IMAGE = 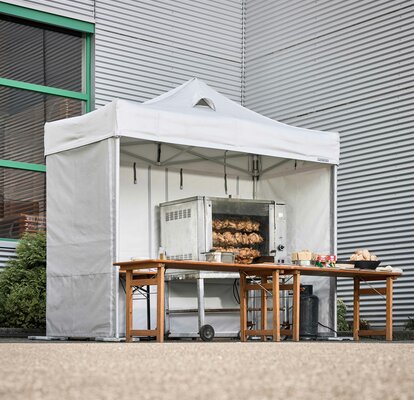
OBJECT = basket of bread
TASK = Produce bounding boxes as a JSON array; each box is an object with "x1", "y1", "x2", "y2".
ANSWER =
[{"x1": 349, "y1": 249, "x2": 380, "y2": 269}]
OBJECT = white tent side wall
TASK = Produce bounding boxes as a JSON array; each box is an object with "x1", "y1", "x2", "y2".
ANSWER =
[
  {"x1": 258, "y1": 165, "x2": 336, "y2": 334},
  {"x1": 46, "y1": 139, "x2": 119, "y2": 338},
  {"x1": 258, "y1": 167, "x2": 332, "y2": 255}
]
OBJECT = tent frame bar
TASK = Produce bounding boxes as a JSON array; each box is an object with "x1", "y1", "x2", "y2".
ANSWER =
[
  {"x1": 121, "y1": 140, "x2": 251, "y2": 174},
  {"x1": 159, "y1": 145, "x2": 195, "y2": 165},
  {"x1": 120, "y1": 139, "x2": 329, "y2": 180},
  {"x1": 165, "y1": 153, "x2": 246, "y2": 167},
  {"x1": 261, "y1": 159, "x2": 291, "y2": 175},
  {"x1": 120, "y1": 149, "x2": 159, "y2": 167},
  {"x1": 166, "y1": 144, "x2": 251, "y2": 175}
]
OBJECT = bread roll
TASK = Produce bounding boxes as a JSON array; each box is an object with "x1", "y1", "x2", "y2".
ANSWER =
[{"x1": 362, "y1": 249, "x2": 370, "y2": 260}]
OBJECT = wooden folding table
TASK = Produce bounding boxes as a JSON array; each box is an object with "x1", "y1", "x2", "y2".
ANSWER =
[{"x1": 114, "y1": 260, "x2": 401, "y2": 343}]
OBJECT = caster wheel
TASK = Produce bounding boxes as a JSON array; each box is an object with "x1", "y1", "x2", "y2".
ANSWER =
[{"x1": 199, "y1": 324, "x2": 215, "y2": 342}]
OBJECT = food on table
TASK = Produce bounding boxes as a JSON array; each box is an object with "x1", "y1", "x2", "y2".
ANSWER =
[
  {"x1": 292, "y1": 250, "x2": 313, "y2": 261},
  {"x1": 350, "y1": 249, "x2": 378, "y2": 261}
]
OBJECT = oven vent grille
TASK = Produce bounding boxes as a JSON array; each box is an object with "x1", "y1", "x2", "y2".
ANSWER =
[
  {"x1": 165, "y1": 208, "x2": 192, "y2": 222},
  {"x1": 167, "y1": 253, "x2": 193, "y2": 260}
]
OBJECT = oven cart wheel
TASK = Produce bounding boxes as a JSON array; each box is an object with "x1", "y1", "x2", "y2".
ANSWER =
[{"x1": 199, "y1": 324, "x2": 215, "y2": 342}]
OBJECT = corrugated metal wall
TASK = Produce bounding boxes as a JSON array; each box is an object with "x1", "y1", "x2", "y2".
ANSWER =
[
  {"x1": 93, "y1": 0, "x2": 243, "y2": 106},
  {"x1": 245, "y1": 0, "x2": 414, "y2": 328},
  {"x1": 4, "y1": 0, "x2": 94, "y2": 20},
  {"x1": 5, "y1": 0, "x2": 243, "y2": 104},
  {"x1": 4, "y1": 0, "x2": 412, "y2": 328}
]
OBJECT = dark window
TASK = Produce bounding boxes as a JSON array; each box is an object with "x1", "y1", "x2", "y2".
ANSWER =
[
  {"x1": 0, "y1": 168, "x2": 46, "y2": 239},
  {"x1": 0, "y1": 16, "x2": 83, "y2": 92},
  {"x1": 0, "y1": 86, "x2": 82, "y2": 164},
  {"x1": 0, "y1": 9, "x2": 91, "y2": 240}
]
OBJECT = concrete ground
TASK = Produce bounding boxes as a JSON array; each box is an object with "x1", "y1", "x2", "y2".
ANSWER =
[{"x1": 1, "y1": 341, "x2": 413, "y2": 400}]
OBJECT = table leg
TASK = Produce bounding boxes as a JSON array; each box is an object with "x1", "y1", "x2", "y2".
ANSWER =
[
  {"x1": 272, "y1": 270, "x2": 280, "y2": 342},
  {"x1": 293, "y1": 272, "x2": 300, "y2": 342},
  {"x1": 386, "y1": 277, "x2": 393, "y2": 341},
  {"x1": 353, "y1": 277, "x2": 360, "y2": 341},
  {"x1": 261, "y1": 276, "x2": 268, "y2": 341},
  {"x1": 156, "y1": 265, "x2": 165, "y2": 343},
  {"x1": 239, "y1": 273, "x2": 247, "y2": 342},
  {"x1": 146, "y1": 285, "x2": 151, "y2": 332},
  {"x1": 125, "y1": 270, "x2": 133, "y2": 343}
]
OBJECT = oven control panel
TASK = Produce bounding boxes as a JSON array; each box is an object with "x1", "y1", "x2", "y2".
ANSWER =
[{"x1": 275, "y1": 203, "x2": 287, "y2": 264}]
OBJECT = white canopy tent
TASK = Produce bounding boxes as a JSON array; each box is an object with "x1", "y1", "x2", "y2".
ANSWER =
[{"x1": 45, "y1": 78, "x2": 340, "y2": 339}]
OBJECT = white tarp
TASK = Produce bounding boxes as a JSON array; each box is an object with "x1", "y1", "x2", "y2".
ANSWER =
[
  {"x1": 45, "y1": 78, "x2": 339, "y2": 164},
  {"x1": 46, "y1": 139, "x2": 118, "y2": 337}
]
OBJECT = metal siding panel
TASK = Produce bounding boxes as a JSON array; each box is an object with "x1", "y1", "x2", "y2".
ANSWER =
[
  {"x1": 4, "y1": 0, "x2": 95, "y2": 20},
  {"x1": 0, "y1": 241, "x2": 17, "y2": 269},
  {"x1": 246, "y1": 0, "x2": 414, "y2": 328},
  {"x1": 94, "y1": 0, "x2": 243, "y2": 106}
]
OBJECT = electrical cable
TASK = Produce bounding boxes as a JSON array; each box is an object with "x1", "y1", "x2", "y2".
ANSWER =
[
  {"x1": 360, "y1": 278, "x2": 387, "y2": 300},
  {"x1": 134, "y1": 286, "x2": 150, "y2": 298},
  {"x1": 120, "y1": 277, "x2": 151, "y2": 299},
  {"x1": 242, "y1": 271, "x2": 273, "y2": 297},
  {"x1": 318, "y1": 321, "x2": 337, "y2": 334},
  {"x1": 120, "y1": 277, "x2": 126, "y2": 294},
  {"x1": 233, "y1": 279, "x2": 240, "y2": 304}
]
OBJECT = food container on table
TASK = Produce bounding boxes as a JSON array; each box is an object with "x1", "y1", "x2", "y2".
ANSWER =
[
  {"x1": 296, "y1": 260, "x2": 311, "y2": 266},
  {"x1": 353, "y1": 260, "x2": 381, "y2": 270},
  {"x1": 203, "y1": 251, "x2": 235, "y2": 263},
  {"x1": 336, "y1": 260, "x2": 381, "y2": 270}
]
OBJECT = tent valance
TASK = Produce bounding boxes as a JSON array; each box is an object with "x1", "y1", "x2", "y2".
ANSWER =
[{"x1": 45, "y1": 78, "x2": 339, "y2": 164}]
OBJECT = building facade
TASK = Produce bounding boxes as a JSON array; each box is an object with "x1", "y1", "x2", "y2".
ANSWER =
[{"x1": 1, "y1": 0, "x2": 413, "y2": 328}]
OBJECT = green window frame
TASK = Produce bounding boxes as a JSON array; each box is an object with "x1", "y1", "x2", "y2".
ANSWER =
[{"x1": 0, "y1": 2, "x2": 94, "y2": 240}]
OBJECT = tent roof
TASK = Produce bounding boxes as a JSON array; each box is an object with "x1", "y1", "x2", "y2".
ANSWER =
[{"x1": 45, "y1": 78, "x2": 339, "y2": 164}]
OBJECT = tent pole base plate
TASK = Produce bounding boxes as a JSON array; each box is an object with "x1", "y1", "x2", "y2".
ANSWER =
[
  {"x1": 95, "y1": 337, "x2": 123, "y2": 342},
  {"x1": 28, "y1": 336, "x2": 68, "y2": 341}
]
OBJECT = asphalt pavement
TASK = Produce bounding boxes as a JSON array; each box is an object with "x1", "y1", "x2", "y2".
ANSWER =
[{"x1": 1, "y1": 341, "x2": 413, "y2": 400}]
